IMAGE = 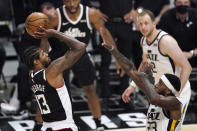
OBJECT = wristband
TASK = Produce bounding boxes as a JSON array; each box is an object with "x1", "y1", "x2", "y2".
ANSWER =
[
  {"x1": 130, "y1": 81, "x2": 137, "y2": 87},
  {"x1": 109, "y1": 46, "x2": 114, "y2": 52},
  {"x1": 190, "y1": 50, "x2": 194, "y2": 56}
]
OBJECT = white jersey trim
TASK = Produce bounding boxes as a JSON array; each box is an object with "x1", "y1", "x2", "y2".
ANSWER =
[
  {"x1": 31, "y1": 69, "x2": 44, "y2": 78},
  {"x1": 86, "y1": 7, "x2": 92, "y2": 30},
  {"x1": 63, "y1": 4, "x2": 83, "y2": 25},
  {"x1": 56, "y1": 8, "x2": 62, "y2": 32},
  {"x1": 43, "y1": 70, "x2": 46, "y2": 81},
  {"x1": 56, "y1": 84, "x2": 74, "y2": 122}
]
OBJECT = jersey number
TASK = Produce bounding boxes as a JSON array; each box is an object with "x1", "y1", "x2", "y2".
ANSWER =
[
  {"x1": 36, "y1": 94, "x2": 51, "y2": 114},
  {"x1": 151, "y1": 62, "x2": 157, "y2": 73},
  {"x1": 147, "y1": 121, "x2": 157, "y2": 131}
]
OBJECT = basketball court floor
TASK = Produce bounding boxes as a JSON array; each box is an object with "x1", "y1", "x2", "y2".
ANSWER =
[{"x1": 0, "y1": 39, "x2": 197, "y2": 131}]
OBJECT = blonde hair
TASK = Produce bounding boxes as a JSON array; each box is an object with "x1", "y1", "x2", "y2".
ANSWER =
[{"x1": 137, "y1": 8, "x2": 155, "y2": 21}]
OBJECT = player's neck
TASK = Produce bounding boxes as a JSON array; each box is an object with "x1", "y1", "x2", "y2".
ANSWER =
[
  {"x1": 146, "y1": 29, "x2": 159, "y2": 43},
  {"x1": 33, "y1": 65, "x2": 45, "y2": 73},
  {"x1": 66, "y1": 6, "x2": 81, "y2": 21}
]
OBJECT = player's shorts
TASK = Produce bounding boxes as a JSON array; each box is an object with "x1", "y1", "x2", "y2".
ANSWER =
[{"x1": 70, "y1": 52, "x2": 96, "y2": 87}]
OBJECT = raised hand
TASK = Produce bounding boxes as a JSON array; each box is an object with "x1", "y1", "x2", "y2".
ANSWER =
[
  {"x1": 34, "y1": 26, "x2": 55, "y2": 39},
  {"x1": 122, "y1": 86, "x2": 135, "y2": 103},
  {"x1": 139, "y1": 61, "x2": 153, "y2": 74}
]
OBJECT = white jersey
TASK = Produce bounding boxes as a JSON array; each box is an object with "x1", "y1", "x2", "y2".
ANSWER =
[
  {"x1": 146, "y1": 81, "x2": 191, "y2": 131},
  {"x1": 142, "y1": 30, "x2": 191, "y2": 131},
  {"x1": 142, "y1": 30, "x2": 177, "y2": 83}
]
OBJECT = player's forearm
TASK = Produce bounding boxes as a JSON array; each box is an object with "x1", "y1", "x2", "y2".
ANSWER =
[
  {"x1": 40, "y1": 38, "x2": 50, "y2": 53},
  {"x1": 111, "y1": 48, "x2": 136, "y2": 73},
  {"x1": 101, "y1": 28, "x2": 117, "y2": 48},
  {"x1": 110, "y1": 48, "x2": 160, "y2": 103},
  {"x1": 54, "y1": 31, "x2": 86, "y2": 51}
]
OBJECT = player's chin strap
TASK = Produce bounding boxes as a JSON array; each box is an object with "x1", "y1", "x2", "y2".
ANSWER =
[{"x1": 160, "y1": 74, "x2": 178, "y2": 95}]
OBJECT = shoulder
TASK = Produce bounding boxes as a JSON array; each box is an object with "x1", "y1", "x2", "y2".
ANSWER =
[
  {"x1": 160, "y1": 34, "x2": 176, "y2": 47},
  {"x1": 159, "y1": 34, "x2": 179, "y2": 55}
]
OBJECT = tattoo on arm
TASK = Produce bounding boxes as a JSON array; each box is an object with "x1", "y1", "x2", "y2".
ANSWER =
[{"x1": 112, "y1": 48, "x2": 136, "y2": 73}]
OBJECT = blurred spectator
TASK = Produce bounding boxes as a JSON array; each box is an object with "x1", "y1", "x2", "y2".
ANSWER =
[
  {"x1": 135, "y1": 0, "x2": 170, "y2": 24},
  {"x1": 158, "y1": 0, "x2": 197, "y2": 68}
]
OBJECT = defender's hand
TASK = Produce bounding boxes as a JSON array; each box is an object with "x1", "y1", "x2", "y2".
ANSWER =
[
  {"x1": 122, "y1": 86, "x2": 135, "y2": 103},
  {"x1": 139, "y1": 61, "x2": 153, "y2": 74}
]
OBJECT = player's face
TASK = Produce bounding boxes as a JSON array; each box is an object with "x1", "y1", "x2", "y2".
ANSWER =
[
  {"x1": 138, "y1": 14, "x2": 155, "y2": 37},
  {"x1": 39, "y1": 50, "x2": 51, "y2": 68},
  {"x1": 175, "y1": 0, "x2": 190, "y2": 7},
  {"x1": 155, "y1": 79, "x2": 171, "y2": 96},
  {"x1": 63, "y1": 0, "x2": 81, "y2": 14},
  {"x1": 42, "y1": 7, "x2": 56, "y2": 20}
]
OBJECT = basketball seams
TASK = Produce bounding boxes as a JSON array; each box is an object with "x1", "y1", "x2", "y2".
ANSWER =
[
  {"x1": 25, "y1": 12, "x2": 49, "y2": 36},
  {"x1": 28, "y1": 18, "x2": 49, "y2": 22}
]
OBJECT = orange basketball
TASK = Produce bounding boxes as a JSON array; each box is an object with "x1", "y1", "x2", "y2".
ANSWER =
[{"x1": 25, "y1": 12, "x2": 50, "y2": 36}]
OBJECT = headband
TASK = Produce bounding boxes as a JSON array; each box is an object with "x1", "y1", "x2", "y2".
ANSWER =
[{"x1": 160, "y1": 75, "x2": 178, "y2": 95}]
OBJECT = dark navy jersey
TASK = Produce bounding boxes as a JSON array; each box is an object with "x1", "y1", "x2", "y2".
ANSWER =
[
  {"x1": 30, "y1": 70, "x2": 74, "y2": 123},
  {"x1": 57, "y1": 4, "x2": 92, "y2": 45},
  {"x1": 48, "y1": 4, "x2": 92, "y2": 60}
]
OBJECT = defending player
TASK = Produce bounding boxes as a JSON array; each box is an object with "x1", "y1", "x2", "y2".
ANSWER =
[{"x1": 100, "y1": 28, "x2": 191, "y2": 131}]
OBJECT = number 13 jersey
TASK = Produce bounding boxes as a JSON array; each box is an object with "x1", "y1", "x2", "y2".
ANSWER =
[{"x1": 30, "y1": 69, "x2": 77, "y2": 130}]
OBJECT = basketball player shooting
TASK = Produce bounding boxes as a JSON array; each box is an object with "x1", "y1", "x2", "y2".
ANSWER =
[
  {"x1": 100, "y1": 27, "x2": 190, "y2": 131},
  {"x1": 23, "y1": 27, "x2": 86, "y2": 131}
]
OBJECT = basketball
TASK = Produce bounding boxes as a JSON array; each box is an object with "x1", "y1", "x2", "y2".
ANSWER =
[{"x1": 25, "y1": 12, "x2": 50, "y2": 36}]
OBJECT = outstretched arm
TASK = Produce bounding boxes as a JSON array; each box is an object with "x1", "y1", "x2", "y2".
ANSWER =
[
  {"x1": 100, "y1": 29, "x2": 181, "y2": 111},
  {"x1": 89, "y1": 8, "x2": 126, "y2": 76}
]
